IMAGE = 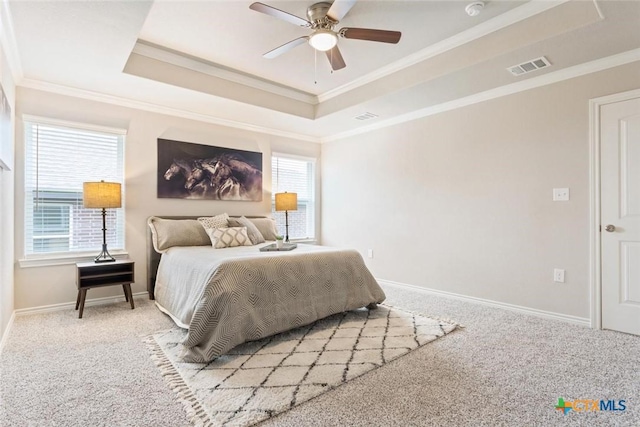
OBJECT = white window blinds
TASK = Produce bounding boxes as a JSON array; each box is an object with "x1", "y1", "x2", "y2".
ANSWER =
[
  {"x1": 24, "y1": 119, "x2": 125, "y2": 256},
  {"x1": 271, "y1": 154, "x2": 316, "y2": 240}
]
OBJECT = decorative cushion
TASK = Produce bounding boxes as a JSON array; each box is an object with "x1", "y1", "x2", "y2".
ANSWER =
[
  {"x1": 147, "y1": 217, "x2": 211, "y2": 253},
  {"x1": 197, "y1": 213, "x2": 230, "y2": 230},
  {"x1": 228, "y1": 216, "x2": 265, "y2": 245},
  {"x1": 247, "y1": 217, "x2": 279, "y2": 241},
  {"x1": 205, "y1": 227, "x2": 253, "y2": 249}
]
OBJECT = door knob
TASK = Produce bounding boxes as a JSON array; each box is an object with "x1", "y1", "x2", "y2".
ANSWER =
[{"x1": 605, "y1": 224, "x2": 616, "y2": 232}]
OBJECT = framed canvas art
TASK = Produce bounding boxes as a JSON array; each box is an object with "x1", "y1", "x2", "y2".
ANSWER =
[{"x1": 157, "y1": 138, "x2": 263, "y2": 201}]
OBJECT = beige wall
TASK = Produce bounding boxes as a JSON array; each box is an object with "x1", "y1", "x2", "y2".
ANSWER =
[
  {"x1": 0, "y1": 45, "x2": 15, "y2": 342},
  {"x1": 321, "y1": 62, "x2": 640, "y2": 319},
  {"x1": 14, "y1": 87, "x2": 320, "y2": 309}
]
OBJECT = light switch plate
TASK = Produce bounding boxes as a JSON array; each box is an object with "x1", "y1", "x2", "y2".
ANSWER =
[{"x1": 553, "y1": 188, "x2": 570, "y2": 201}]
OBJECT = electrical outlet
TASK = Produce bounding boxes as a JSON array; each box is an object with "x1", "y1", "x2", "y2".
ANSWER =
[
  {"x1": 553, "y1": 188, "x2": 570, "y2": 201},
  {"x1": 554, "y1": 269, "x2": 565, "y2": 283},
  {"x1": 367, "y1": 249, "x2": 374, "y2": 259}
]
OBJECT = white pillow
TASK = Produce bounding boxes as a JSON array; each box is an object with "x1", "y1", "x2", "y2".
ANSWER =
[
  {"x1": 205, "y1": 226, "x2": 253, "y2": 249},
  {"x1": 197, "y1": 213, "x2": 229, "y2": 230}
]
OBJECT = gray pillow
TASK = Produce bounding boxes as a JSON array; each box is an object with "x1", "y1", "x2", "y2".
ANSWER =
[
  {"x1": 247, "y1": 217, "x2": 279, "y2": 241},
  {"x1": 147, "y1": 217, "x2": 211, "y2": 253},
  {"x1": 228, "y1": 216, "x2": 265, "y2": 244}
]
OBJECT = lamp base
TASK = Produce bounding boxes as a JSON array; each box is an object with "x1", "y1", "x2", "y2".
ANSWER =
[{"x1": 94, "y1": 244, "x2": 116, "y2": 263}]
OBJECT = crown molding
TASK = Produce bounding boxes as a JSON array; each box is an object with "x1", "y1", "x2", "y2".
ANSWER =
[
  {"x1": 0, "y1": 0, "x2": 24, "y2": 82},
  {"x1": 16, "y1": 48, "x2": 639, "y2": 145},
  {"x1": 322, "y1": 48, "x2": 640, "y2": 143},
  {"x1": 317, "y1": 0, "x2": 570, "y2": 103},
  {"x1": 133, "y1": 41, "x2": 318, "y2": 105},
  {"x1": 18, "y1": 78, "x2": 322, "y2": 143}
]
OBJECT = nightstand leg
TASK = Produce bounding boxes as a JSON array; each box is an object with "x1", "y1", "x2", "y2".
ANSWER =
[
  {"x1": 125, "y1": 284, "x2": 135, "y2": 310},
  {"x1": 75, "y1": 291, "x2": 81, "y2": 310},
  {"x1": 78, "y1": 289, "x2": 87, "y2": 318},
  {"x1": 122, "y1": 285, "x2": 129, "y2": 302}
]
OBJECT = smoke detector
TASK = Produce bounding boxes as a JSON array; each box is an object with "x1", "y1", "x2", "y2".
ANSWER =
[{"x1": 465, "y1": 2, "x2": 485, "y2": 17}]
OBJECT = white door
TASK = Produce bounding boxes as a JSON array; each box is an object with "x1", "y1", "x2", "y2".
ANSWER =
[{"x1": 601, "y1": 96, "x2": 640, "y2": 335}]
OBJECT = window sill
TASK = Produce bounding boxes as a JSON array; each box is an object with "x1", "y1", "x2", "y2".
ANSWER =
[
  {"x1": 19, "y1": 250, "x2": 130, "y2": 268},
  {"x1": 290, "y1": 238, "x2": 317, "y2": 244}
]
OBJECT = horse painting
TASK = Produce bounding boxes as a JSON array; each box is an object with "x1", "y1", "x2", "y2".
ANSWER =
[{"x1": 157, "y1": 139, "x2": 263, "y2": 201}]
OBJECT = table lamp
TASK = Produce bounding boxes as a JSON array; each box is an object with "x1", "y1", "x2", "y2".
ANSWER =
[
  {"x1": 83, "y1": 180, "x2": 121, "y2": 262},
  {"x1": 275, "y1": 191, "x2": 297, "y2": 243}
]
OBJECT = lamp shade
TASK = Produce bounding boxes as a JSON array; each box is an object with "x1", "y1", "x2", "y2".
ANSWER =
[
  {"x1": 83, "y1": 181, "x2": 122, "y2": 208},
  {"x1": 275, "y1": 192, "x2": 297, "y2": 211}
]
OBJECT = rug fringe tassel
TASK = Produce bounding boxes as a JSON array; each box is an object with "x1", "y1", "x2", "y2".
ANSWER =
[
  {"x1": 380, "y1": 303, "x2": 465, "y2": 328},
  {"x1": 144, "y1": 336, "x2": 214, "y2": 427}
]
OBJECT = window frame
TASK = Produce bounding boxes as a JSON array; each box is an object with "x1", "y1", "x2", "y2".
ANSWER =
[
  {"x1": 19, "y1": 115, "x2": 128, "y2": 268},
  {"x1": 271, "y1": 152, "x2": 317, "y2": 242}
]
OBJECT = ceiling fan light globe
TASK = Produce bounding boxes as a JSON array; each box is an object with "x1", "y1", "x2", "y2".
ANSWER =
[{"x1": 309, "y1": 31, "x2": 337, "y2": 51}]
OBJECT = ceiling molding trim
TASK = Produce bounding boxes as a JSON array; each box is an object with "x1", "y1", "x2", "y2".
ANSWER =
[
  {"x1": 0, "y1": 0, "x2": 24, "y2": 82},
  {"x1": 18, "y1": 79, "x2": 322, "y2": 143},
  {"x1": 592, "y1": 0, "x2": 605, "y2": 19},
  {"x1": 133, "y1": 41, "x2": 318, "y2": 105},
  {"x1": 322, "y1": 49, "x2": 640, "y2": 143},
  {"x1": 317, "y1": 0, "x2": 570, "y2": 103}
]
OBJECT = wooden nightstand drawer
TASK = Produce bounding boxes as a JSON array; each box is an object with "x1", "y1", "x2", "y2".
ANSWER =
[{"x1": 75, "y1": 260, "x2": 135, "y2": 318}]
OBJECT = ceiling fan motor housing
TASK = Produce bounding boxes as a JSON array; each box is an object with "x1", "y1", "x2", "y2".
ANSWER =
[{"x1": 307, "y1": 2, "x2": 337, "y2": 28}]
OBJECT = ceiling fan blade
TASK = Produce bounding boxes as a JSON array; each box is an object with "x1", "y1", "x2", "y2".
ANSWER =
[
  {"x1": 249, "y1": 2, "x2": 310, "y2": 27},
  {"x1": 263, "y1": 37, "x2": 309, "y2": 59},
  {"x1": 325, "y1": 46, "x2": 346, "y2": 71},
  {"x1": 326, "y1": 0, "x2": 357, "y2": 22},
  {"x1": 340, "y1": 27, "x2": 401, "y2": 44}
]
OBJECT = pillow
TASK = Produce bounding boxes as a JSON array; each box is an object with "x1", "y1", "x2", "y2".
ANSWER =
[
  {"x1": 247, "y1": 217, "x2": 279, "y2": 241},
  {"x1": 228, "y1": 216, "x2": 265, "y2": 245},
  {"x1": 147, "y1": 217, "x2": 211, "y2": 253},
  {"x1": 205, "y1": 227, "x2": 253, "y2": 249},
  {"x1": 197, "y1": 213, "x2": 229, "y2": 230}
]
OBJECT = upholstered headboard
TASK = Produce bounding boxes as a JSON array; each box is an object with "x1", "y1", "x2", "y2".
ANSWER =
[{"x1": 146, "y1": 215, "x2": 269, "y2": 299}]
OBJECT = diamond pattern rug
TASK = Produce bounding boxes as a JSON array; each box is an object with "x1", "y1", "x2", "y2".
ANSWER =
[{"x1": 146, "y1": 305, "x2": 458, "y2": 427}]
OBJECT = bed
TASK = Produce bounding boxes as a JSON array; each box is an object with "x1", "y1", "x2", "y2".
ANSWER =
[{"x1": 147, "y1": 215, "x2": 386, "y2": 362}]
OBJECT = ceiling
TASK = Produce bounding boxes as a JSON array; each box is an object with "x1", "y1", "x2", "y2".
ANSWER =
[{"x1": 5, "y1": 0, "x2": 640, "y2": 141}]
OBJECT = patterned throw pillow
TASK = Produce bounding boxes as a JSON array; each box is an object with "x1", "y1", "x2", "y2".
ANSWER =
[
  {"x1": 228, "y1": 216, "x2": 265, "y2": 245},
  {"x1": 197, "y1": 213, "x2": 229, "y2": 231},
  {"x1": 205, "y1": 227, "x2": 254, "y2": 249}
]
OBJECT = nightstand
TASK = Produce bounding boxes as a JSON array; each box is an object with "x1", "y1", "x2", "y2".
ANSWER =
[{"x1": 75, "y1": 260, "x2": 135, "y2": 318}]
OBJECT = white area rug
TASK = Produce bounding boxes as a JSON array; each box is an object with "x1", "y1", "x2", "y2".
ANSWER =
[{"x1": 146, "y1": 305, "x2": 457, "y2": 427}]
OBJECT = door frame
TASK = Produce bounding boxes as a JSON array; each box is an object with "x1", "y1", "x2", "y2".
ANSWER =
[{"x1": 588, "y1": 88, "x2": 640, "y2": 330}]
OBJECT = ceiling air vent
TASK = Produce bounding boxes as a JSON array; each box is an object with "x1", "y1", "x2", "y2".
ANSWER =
[
  {"x1": 507, "y1": 56, "x2": 551, "y2": 76},
  {"x1": 354, "y1": 112, "x2": 378, "y2": 121}
]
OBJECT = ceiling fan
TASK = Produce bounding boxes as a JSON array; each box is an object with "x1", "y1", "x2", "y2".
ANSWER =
[{"x1": 249, "y1": 0, "x2": 401, "y2": 71}]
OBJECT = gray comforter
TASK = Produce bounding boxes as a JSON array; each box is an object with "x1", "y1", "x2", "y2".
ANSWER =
[{"x1": 155, "y1": 244, "x2": 386, "y2": 362}]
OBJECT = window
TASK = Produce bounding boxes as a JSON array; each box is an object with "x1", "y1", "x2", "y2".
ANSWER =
[
  {"x1": 271, "y1": 154, "x2": 316, "y2": 240},
  {"x1": 24, "y1": 118, "x2": 125, "y2": 256}
]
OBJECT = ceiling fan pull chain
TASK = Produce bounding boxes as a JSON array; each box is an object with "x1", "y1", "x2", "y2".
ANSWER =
[
  {"x1": 314, "y1": 49, "x2": 317, "y2": 84},
  {"x1": 330, "y1": 49, "x2": 334, "y2": 74}
]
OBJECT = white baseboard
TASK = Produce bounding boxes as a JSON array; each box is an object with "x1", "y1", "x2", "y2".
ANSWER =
[
  {"x1": 0, "y1": 311, "x2": 16, "y2": 355},
  {"x1": 377, "y1": 279, "x2": 590, "y2": 327},
  {"x1": 14, "y1": 292, "x2": 148, "y2": 316}
]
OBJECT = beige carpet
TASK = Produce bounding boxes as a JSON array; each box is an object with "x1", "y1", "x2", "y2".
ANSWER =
[
  {"x1": 2, "y1": 284, "x2": 639, "y2": 426},
  {"x1": 146, "y1": 305, "x2": 457, "y2": 426}
]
